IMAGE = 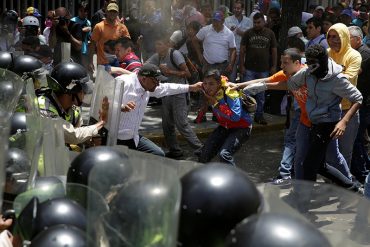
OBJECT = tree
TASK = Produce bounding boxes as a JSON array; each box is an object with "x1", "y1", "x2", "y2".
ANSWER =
[{"x1": 279, "y1": 0, "x2": 305, "y2": 50}]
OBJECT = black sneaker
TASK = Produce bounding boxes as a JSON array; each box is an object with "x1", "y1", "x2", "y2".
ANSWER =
[
  {"x1": 254, "y1": 116, "x2": 268, "y2": 125},
  {"x1": 165, "y1": 151, "x2": 184, "y2": 159}
]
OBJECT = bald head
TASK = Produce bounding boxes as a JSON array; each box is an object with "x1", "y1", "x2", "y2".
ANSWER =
[{"x1": 55, "y1": 7, "x2": 71, "y2": 18}]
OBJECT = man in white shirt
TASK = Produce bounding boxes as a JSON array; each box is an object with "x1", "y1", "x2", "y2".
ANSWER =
[
  {"x1": 116, "y1": 63, "x2": 202, "y2": 156},
  {"x1": 224, "y1": 0, "x2": 252, "y2": 82},
  {"x1": 192, "y1": 11, "x2": 236, "y2": 76}
]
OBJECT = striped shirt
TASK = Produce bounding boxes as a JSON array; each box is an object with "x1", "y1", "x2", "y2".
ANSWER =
[
  {"x1": 116, "y1": 73, "x2": 189, "y2": 145},
  {"x1": 119, "y1": 52, "x2": 142, "y2": 74}
]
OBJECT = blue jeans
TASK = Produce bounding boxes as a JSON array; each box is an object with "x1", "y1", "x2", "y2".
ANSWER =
[
  {"x1": 294, "y1": 123, "x2": 351, "y2": 180},
  {"x1": 365, "y1": 173, "x2": 370, "y2": 199},
  {"x1": 339, "y1": 110, "x2": 360, "y2": 168},
  {"x1": 117, "y1": 135, "x2": 165, "y2": 157},
  {"x1": 199, "y1": 126, "x2": 251, "y2": 166},
  {"x1": 229, "y1": 53, "x2": 240, "y2": 83},
  {"x1": 279, "y1": 108, "x2": 300, "y2": 177},
  {"x1": 351, "y1": 105, "x2": 370, "y2": 183},
  {"x1": 243, "y1": 70, "x2": 269, "y2": 118}
]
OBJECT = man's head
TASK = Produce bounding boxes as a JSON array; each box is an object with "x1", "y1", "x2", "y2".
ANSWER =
[
  {"x1": 313, "y1": 6, "x2": 325, "y2": 18},
  {"x1": 138, "y1": 64, "x2": 167, "y2": 92},
  {"x1": 253, "y1": 12, "x2": 265, "y2": 31},
  {"x1": 22, "y1": 16, "x2": 39, "y2": 37},
  {"x1": 212, "y1": 11, "x2": 224, "y2": 31},
  {"x1": 202, "y1": 69, "x2": 221, "y2": 96},
  {"x1": 339, "y1": 9, "x2": 353, "y2": 26},
  {"x1": 77, "y1": 1, "x2": 89, "y2": 19},
  {"x1": 287, "y1": 37, "x2": 305, "y2": 53},
  {"x1": 144, "y1": 0, "x2": 156, "y2": 15},
  {"x1": 268, "y1": 8, "x2": 280, "y2": 27},
  {"x1": 48, "y1": 62, "x2": 92, "y2": 109},
  {"x1": 106, "y1": 2, "x2": 119, "y2": 23},
  {"x1": 305, "y1": 44, "x2": 329, "y2": 79},
  {"x1": 287, "y1": 26, "x2": 303, "y2": 38},
  {"x1": 114, "y1": 37, "x2": 134, "y2": 62},
  {"x1": 327, "y1": 29, "x2": 341, "y2": 53},
  {"x1": 154, "y1": 35, "x2": 170, "y2": 56},
  {"x1": 280, "y1": 48, "x2": 302, "y2": 76},
  {"x1": 232, "y1": 1, "x2": 244, "y2": 17},
  {"x1": 348, "y1": 25, "x2": 363, "y2": 50},
  {"x1": 21, "y1": 35, "x2": 40, "y2": 53},
  {"x1": 306, "y1": 17, "x2": 322, "y2": 40}
]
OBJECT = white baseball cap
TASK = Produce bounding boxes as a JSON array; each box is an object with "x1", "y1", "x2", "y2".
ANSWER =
[{"x1": 287, "y1": 26, "x2": 303, "y2": 37}]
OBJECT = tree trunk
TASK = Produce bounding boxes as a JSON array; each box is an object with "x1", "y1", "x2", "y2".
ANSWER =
[{"x1": 279, "y1": 0, "x2": 305, "y2": 51}]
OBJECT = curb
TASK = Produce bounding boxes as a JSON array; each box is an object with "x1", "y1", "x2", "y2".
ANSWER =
[{"x1": 143, "y1": 122, "x2": 286, "y2": 145}]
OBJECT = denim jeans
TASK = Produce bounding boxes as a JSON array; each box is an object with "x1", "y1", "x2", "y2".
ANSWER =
[
  {"x1": 117, "y1": 135, "x2": 165, "y2": 157},
  {"x1": 351, "y1": 105, "x2": 370, "y2": 183},
  {"x1": 243, "y1": 70, "x2": 269, "y2": 118},
  {"x1": 279, "y1": 108, "x2": 300, "y2": 177},
  {"x1": 339, "y1": 110, "x2": 359, "y2": 168},
  {"x1": 229, "y1": 53, "x2": 240, "y2": 83},
  {"x1": 302, "y1": 122, "x2": 354, "y2": 188},
  {"x1": 295, "y1": 123, "x2": 351, "y2": 181},
  {"x1": 365, "y1": 173, "x2": 370, "y2": 199},
  {"x1": 198, "y1": 126, "x2": 251, "y2": 166}
]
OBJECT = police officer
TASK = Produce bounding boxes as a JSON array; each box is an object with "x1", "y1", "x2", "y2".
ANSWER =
[{"x1": 37, "y1": 61, "x2": 104, "y2": 144}]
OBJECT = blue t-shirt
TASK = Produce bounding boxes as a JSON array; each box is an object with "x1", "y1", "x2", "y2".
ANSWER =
[{"x1": 71, "y1": 16, "x2": 91, "y2": 55}]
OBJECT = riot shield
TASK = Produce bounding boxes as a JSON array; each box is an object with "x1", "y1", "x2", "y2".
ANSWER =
[
  {"x1": 89, "y1": 66, "x2": 124, "y2": 146},
  {"x1": 261, "y1": 180, "x2": 370, "y2": 247},
  {"x1": 0, "y1": 69, "x2": 25, "y2": 210},
  {"x1": 38, "y1": 118, "x2": 70, "y2": 177},
  {"x1": 88, "y1": 148, "x2": 181, "y2": 247}
]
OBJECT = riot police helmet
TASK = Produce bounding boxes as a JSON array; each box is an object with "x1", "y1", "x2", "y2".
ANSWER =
[
  {"x1": 0, "y1": 51, "x2": 13, "y2": 69},
  {"x1": 30, "y1": 224, "x2": 88, "y2": 247},
  {"x1": 225, "y1": 213, "x2": 331, "y2": 247},
  {"x1": 12, "y1": 55, "x2": 42, "y2": 76},
  {"x1": 178, "y1": 163, "x2": 262, "y2": 246},
  {"x1": 5, "y1": 147, "x2": 30, "y2": 195},
  {"x1": 67, "y1": 146, "x2": 131, "y2": 191},
  {"x1": 18, "y1": 197, "x2": 86, "y2": 240},
  {"x1": 48, "y1": 62, "x2": 93, "y2": 95},
  {"x1": 10, "y1": 112, "x2": 27, "y2": 135}
]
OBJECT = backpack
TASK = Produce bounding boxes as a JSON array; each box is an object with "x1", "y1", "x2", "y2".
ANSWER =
[
  {"x1": 169, "y1": 48, "x2": 200, "y2": 84},
  {"x1": 223, "y1": 89, "x2": 257, "y2": 113}
]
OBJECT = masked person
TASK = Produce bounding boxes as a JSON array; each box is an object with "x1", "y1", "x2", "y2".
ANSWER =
[
  {"x1": 36, "y1": 62, "x2": 104, "y2": 144},
  {"x1": 278, "y1": 45, "x2": 361, "y2": 184}
]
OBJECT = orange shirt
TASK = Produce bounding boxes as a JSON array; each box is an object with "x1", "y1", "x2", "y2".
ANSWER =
[
  {"x1": 267, "y1": 69, "x2": 311, "y2": 127},
  {"x1": 91, "y1": 19, "x2": 130, "y2": 65}
]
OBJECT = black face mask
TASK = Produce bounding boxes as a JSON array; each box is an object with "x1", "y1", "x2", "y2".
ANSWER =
[{"x1": 306, "y1": 56, "x2": 328, "y2": 79}]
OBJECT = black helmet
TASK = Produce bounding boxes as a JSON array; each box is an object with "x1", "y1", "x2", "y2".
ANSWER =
[
  {"x1": 0, "y1": 51, "x2": 13, "y2": 69},
  {"x1": 5, "y1": 147, "x2": 30, "y2": 195},
  {"x1": 102, "y1": 180, "x2": 172, "y2": 246},
  {"x1": 178, "y1": 163, "x2": 262, "y2": 246},
  {"x1": 12, "y1": 55, "x2": 42, "y2": 76},
  {"x1": 17, "y1": 197, "x2": 86, "y2": 240},
  {"x1": 225, "y1": 213, "x2": 331, "y2": 247},
  {"x1": 67, "y1": 146, "x2": 131, "y2": 191},
  {"x1": 30, "y1": 225, "x2": 88, "y2": 247},
  {"x1": 67, "y1": 147, "x2": 131, "y2": 208},
  {"x1": 10, "y1": 112, "x2": 27, "y2": 135},
  {"x1": 48, "y1": 62, "x2": 92, "y2": 94}
]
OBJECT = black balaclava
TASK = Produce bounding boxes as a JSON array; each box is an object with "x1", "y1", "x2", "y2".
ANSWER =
[{"x1": 306, "y1": 48, "x2": 329, "y2": 79}]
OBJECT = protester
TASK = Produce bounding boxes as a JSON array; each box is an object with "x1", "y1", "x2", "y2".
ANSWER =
[
  {"x1": 116, "y1": 63, "x2": 202, "y2": 156},
  {"x1": 198, "y1": 69, "x2": 252, "y2": 166}
]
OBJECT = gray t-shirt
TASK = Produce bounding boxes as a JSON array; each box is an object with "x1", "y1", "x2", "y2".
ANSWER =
[{"x1": 147, "y1": 49, "x2": 187, "y2": 84}]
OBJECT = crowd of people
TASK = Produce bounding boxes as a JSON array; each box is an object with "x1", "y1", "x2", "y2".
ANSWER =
[{"x1": 1, "y1": 0, "x2": 370, "y2": 244}]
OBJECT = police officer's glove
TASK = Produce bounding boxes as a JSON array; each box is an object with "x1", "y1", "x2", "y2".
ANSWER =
[{"x1": 243, "y1": 81, "x2": 267, "y2": 95}]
